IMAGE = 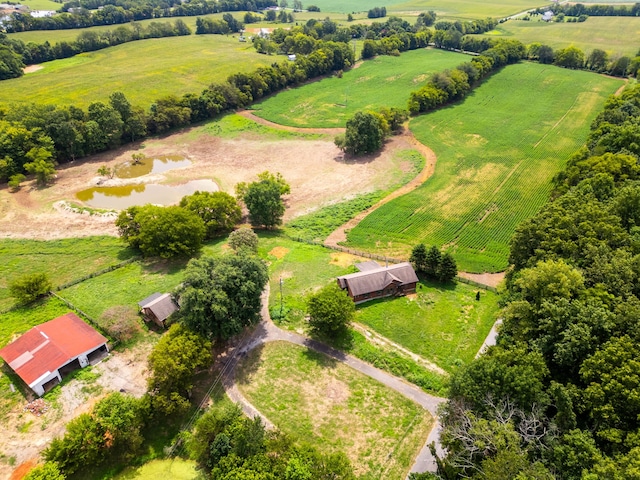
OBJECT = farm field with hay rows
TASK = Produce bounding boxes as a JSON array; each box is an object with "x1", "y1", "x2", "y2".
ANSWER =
[
  {"x1": 0, "y1": 34, "x2": 276, "y2": 108},
  {"x1": 481, "y1": 16, "x2": 640, "y2": 58},
  {"x1": 345, "y1": 62, "x2": 623, "y2": 272},
  {"x1": 251, "y1": 48, "x2": 467, "y2": 127}
]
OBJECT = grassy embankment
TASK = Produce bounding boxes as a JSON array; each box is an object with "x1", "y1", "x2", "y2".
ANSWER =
[
  {"x1": 0, "y1": 35, "x2": 277, "y2": 107},
  {"x1": 481, "y1": 16, "x2": 640, "y2": 57},
  {"x1": 251, "y1": 48, "x2": 467, "y2": 127},
  {"x1": 345, "y1": 62, "x2": 624, "y2": 272},
  {"x1": 237, "y1": 341, "x2": 433, "y2": 479}
]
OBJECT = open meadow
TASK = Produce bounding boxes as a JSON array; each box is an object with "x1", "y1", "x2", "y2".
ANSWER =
[
  {"x1": 0, "y1": 35, "x2": 276, "y2": 108},
  {"x1": 345, "y1": 62, "x2": 624, "y2": 272},
  {"x1": 252, "y1": 48, "x2": 466, "y2": 127},
  {"x1": 237, "y1": 341, "x2": 433, "y2": 479},
  {"x1": 482, "y1": 16, "x2": 640, "y2": 57}
]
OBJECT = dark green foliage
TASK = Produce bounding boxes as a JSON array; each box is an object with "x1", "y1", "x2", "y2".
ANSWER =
[
  {"x1": 438, "y1": 252, "x2": 457, "y2": 283},
  {"x1": 409, "y1": 243, "x2": 428, "y2": 272},
  {"x1": 189, "y1": 402, "x2": 355, "y2": 478},
  {"x1": 410, "y1": 244, "x2": 457, "y2": 283},
  {"x1": 0, "y1": 44, "x2": 24, "y2": 80},
  {"x1": 177, "y1": 254, "x2": 269, "y2": 340},
  {"x1": 307, "y1": 283, "x2": 355, "y2": 338},
  {"x1": 9, "y1": 272, "x2": 52, "y2": 304},
  {"x1": 147, "y1": 323, "x2": 212, "y2": 416},
  {"x1": 239, "y1": 172, "x2": 290, "y2": 228},
  {"x1": 115, "y1": 204, "x2": 205, "y2": 258},
  {"x1": 179, "y1": 191, "x2": 241, "y2": 238},
  {"x1": 340, "y1": 111, "x2": 387, "y2": 155},
  {"x1": 44, "y1": 393, "x2": 150, "y2": 475}
]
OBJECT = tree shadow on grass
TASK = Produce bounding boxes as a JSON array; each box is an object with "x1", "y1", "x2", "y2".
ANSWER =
[{"x1": 234, "y1": 343, "x2": 265, "y2": 387}]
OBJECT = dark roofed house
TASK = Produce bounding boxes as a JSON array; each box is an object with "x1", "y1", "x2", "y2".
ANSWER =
[
  {"x1": 138, "y1": 293, "x2": 178, "y2": 328},
  {"x1": 337, "y1": 261, "x2": 419, "y2": 304},
  {"x1": 0, "y1": 313, "x2": 109, "y2": 396}
]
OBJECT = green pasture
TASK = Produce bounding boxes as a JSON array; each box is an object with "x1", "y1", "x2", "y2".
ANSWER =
[
  {"x1": 0, "y1": 35, "x2": 277, "y2": 108},
  {"x1": 345, "y1": 62, "x2": 624, "y2": 272},
  {"x1": 482, "y1": 16, "x2": 640, "y2": 57},
  {"x1": 113, "y1": 459, "x2": 200, "y2": 480},
  {"x1": 0, "y1": 237, "x2": 136, "y2": 312},
  {"x1": 357, "y1": 280, "x2": 500, "y2": 370},
  {"x1": 252, "y1": 48, "x2": 466, "y2": 127},
  {"x1": 390, "y1": 0, "x2": 543, "y2": 18},
  {"x1": 14, "y1": 0, "x2": 60, "y2": 10},
  {"x1": 237, "y1": 341, "x2": 433, "y2": 479}
]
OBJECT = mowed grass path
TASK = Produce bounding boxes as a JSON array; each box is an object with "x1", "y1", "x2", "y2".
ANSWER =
[
  {"x1": 346, "y1": 63, "x2": 623, "y2": 272},
  {"x1": 251, "y1": 48, "x2": 466, "y2": 127},
  {"x1": 0, "y1": 35, "x2": 276, "y2": 107},
  {"x1": 357, "y1": 280, "x2": 500, "y2": 370},
  {"x1": 482, "y1": 17, "x2": 640, "y2": 57},
  {"x1": 237, "y1": 341, "x2": 433, "y2": 479}
]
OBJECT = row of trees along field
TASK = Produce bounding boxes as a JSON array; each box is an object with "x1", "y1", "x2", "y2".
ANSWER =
[
  {"x1": 3, "y1": 0, "x2": 278, "y2": 32},
  {"x1": 425, "y1": 84, "x2": 640, "y2": 478}
]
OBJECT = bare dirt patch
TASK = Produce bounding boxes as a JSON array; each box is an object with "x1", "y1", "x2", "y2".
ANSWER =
[
  {"x1": 458, "y1": 271, "x2": 505, "y2": 289},
  {"x1": 0, "y1": 118, "x2": 414, "y2": 240},
  {"x1": 268, "y1": 246, "x2": 289, "y2": 259},
  {"x1": 23, "y1": 65, "x2": 43, "y2": 74},
  {"x1": 0, "y1": 343, "x2": 151, "y2": 480},
  {"x1": 329, "y1": 252, "x2": 363, "y2": 268}
]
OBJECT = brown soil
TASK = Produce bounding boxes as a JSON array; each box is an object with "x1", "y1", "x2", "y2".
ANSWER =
[
  {"x1": 0, "y1": 120, "x2": 413, "y2": 240},
  {"x1": 268, "y1": 246, "x2": 289, "y2": 259},
  {"x1": 23, "y1": 65, "x2": 43, "y2": 74},
  {"x1": 0, "y1": 344, "x2": 151, "y2": 480},
  {"x1": 457, "y1": 271, "x2": 506, "y2": 289}
]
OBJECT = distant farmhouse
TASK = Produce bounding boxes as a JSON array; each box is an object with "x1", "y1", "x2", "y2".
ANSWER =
[
  {"x1": 542, "y1": 11, "x2": 554, "y2": 21},
  {"x1": 138, "y1": 292, "x2": 178, "y2": 328},
  {"x1": 0, "y1": 313, "x2": 108, "y2": 396},
  {"x1": 337, "y1": 261, "x2": 419, "y2": 304}
]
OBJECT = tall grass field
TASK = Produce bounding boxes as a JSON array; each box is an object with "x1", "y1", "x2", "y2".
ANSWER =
[
  {"x1": 251, "y1": 48, "x2": 466, "y2": 127},
  {"x1": 482, "y1": 17, "x2": 640, "y2": 58},
  {"x1": 0, "y1": 35, "x2": 276, "y2": 108},
  {"x1": 345, "y1": 62, "x2": 624, "y2": 272}
]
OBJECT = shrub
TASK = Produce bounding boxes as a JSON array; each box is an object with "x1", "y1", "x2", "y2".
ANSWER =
[{"x1": 9, "y1": 273, "x2": 52, "y2": 304}]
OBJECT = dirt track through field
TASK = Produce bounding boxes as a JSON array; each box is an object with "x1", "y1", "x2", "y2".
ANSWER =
[{"x1": 237, "y1": 110, "x2": 345, "y2": 135}]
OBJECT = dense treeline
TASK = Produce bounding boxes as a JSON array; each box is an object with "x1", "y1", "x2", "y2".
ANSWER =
[
  {"x1": 537, "y1": 2, "x2": 640, "y2": 18},
  {"x1": 1, "y1": 19, "x2": 190, "y2": 66},
  {"x1": 0, "y1": 39, "x2": 353, "y2": 184},
  {"x1": 434, "y1": 84, "x2": 640, "y2": 478},
  {"x1": 3, "y1": 0, "x2": 277, "y2": 32}
]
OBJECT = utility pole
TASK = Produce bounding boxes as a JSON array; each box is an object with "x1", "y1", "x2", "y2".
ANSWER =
[{"x1": 279, "y1": 276, "x2": 284, "y2": 318}]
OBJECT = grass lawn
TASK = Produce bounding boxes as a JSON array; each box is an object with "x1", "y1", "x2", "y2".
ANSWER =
[
  {"x1": 345, "y1": 62, "x2": 624, "y2": 272},
  {"x1": 0, "y1": 237, "x2": 135, "y2": 312},
  {"x1": 14, "y1": 0, "x2": 60, "y2": 10},
  {"x1": 357, "y1": 279, "x2": 500, "y2": 371},
  {"x1": 481, "y1": 16, "x2": 640, "y2": 57},
  {"x1": 112, "y1": 459, "x2": 200, "y2": 480},
  {"x1": 0, "y1": 34, "x2": 277, "y2": 108},
  {"x1": 251, "y1": 48, "x2": 467, "y2": 128},
  {"x1": 237, "y1": 341, "x2": 433, "y2": 479}
]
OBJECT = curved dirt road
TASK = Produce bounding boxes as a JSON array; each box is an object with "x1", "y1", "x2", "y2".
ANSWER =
[{"x1": 223, "y1": 286, "x2": 446, "y2": 475}]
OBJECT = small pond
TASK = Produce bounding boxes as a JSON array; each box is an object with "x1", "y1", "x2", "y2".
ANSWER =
[
  {"x1": 76, "y1": 179, "x2": 218, "y2": 210},
  {"x1": 114, "y1": 155, "x2": 191, "y2": 179}
]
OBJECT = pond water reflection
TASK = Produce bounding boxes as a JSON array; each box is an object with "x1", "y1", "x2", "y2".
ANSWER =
[
  {"x1": 114, "y1": 156, "x2": 191, "y2": 179},
  {"x1": 76, "y1": 179, "x2": 218, "y2": 209}
]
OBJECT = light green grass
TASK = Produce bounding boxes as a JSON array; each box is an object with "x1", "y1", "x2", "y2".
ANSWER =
[
  {"x1": 345, "y1": 62, "x2": 623, "y2": 272},
  {"x1": 15, "y1": 0, "x2": 60, "y2": 10},
  {"x1": 390, "y1": 0, "x2": 544, "y2": 18},
  {"x1": 252, "y1": 48, "x2": 467, "y2": 127},
  {"x1": 481, "y1": 17, "x2": 640, "y2": 57},
  {"x1": 0, "y1": 35, "x2": 277, "y2": 108},
  {"x1": 357, "y1": 279, "x2": 500, "y2": 370},
  {"x1": 237, "y1": 341, "x2": 433, "y2": 479},
  {"x1": 0, "y1": 297, "x2": 70, "y2": 348},
  {"x1": 113, "y1": 459, "x2": 200, "y2": 480},
  {"x1": 0, "y1": 237, "x2": 135, "y2": 311}
]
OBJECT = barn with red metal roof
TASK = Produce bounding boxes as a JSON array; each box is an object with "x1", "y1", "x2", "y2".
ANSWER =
[{"x1": 0, "y1": 312, "x2": 108, "y2": 396}]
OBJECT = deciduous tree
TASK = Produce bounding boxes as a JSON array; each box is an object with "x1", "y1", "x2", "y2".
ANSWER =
[
  {"x1": 9, "y1": 272, "x2": 51, "y2": 304},
  {"x1": 179, "y1": 191, "x2": 241, "y2": 238},
  {"x1": 307, "y1": 283, "x2": 355, "y2": 338}
]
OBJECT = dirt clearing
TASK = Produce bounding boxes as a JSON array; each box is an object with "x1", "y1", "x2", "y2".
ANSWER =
[{"x1": 0, "y1": 117, "x2": 418, "y2": 240}]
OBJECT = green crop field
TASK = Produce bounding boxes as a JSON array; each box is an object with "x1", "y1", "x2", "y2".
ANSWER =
[
  {"x1": 482, "y1": 17, "x2": 640, "y2": 57},
  {"x1": 237, "y1": 341, "x2": 433, "y2": 479},
  {"x1": 0, "y1": 34, "x2": 277, "y2": 108},
  {"x1": 357, "y1": 280, "x2": 500, "y2": 371},
  {"x1": 252, "y1": 48, "x2": 466, "y2": 127},
  {"x1": 345, "y1": 62, "x2": 623, "y2": 273}
]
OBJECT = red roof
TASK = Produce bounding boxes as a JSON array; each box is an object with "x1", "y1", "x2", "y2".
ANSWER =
[{"x1": 0, "y1": 313, "x2": 107, "y2": 387}]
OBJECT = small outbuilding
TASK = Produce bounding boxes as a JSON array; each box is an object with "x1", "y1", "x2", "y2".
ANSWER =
[
  {"x1": 337, "y1": 261, "x2": 419, "y2": 304},
  {"x1": 0, "y1": 313, "x2": 109, "y2": 396},
  {"x1": 138, "y1": 292, "x2": 178, "y2": 328},
  {"x1": 542, "y1": 11, "x2": 554, "y2": 21}
]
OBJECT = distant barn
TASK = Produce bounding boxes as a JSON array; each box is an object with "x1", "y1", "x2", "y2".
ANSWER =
[
  {"x1": 0, "y1": 313, "x2": 108, "y2": 396},
  {"x1": 138, "y1": 293, "x2": 178, "y2": 328},
  {"x1": 337, "y1": 261, "x2": 419, "y2": 304}
]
